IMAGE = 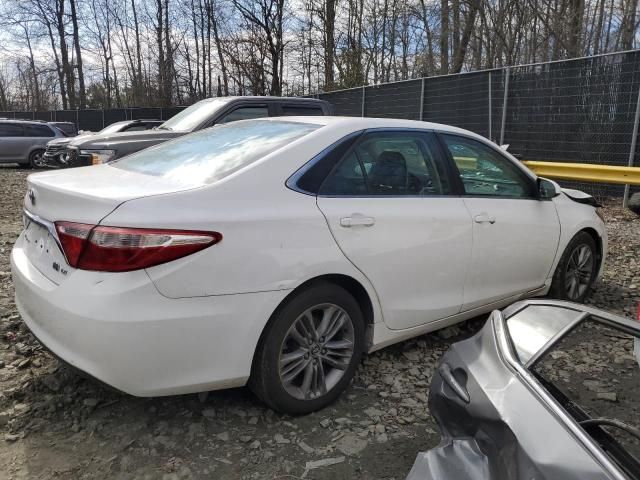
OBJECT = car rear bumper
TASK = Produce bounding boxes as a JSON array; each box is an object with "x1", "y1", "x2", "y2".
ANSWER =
[{"x1": 11, "y1": 239, "x2": 287, "y2": 396}]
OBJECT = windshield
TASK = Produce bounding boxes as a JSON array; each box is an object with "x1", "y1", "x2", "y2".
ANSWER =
[
  {"x1": 159, "y1": 99, "x2": 231, "y2": 132},
  {"x1": 113, "y1": 120, "x2": 321, "y2": 186}
]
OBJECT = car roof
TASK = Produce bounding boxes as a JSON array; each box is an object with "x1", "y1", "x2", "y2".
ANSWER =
[
  {"x1": 257, "y1": 115, "x2": 489, "y2": 140},
  {"x1": 0, "y1": 119, "x2": 54, "y2": 125}
]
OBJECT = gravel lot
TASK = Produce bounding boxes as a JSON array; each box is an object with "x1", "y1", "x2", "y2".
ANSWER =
[{"x1": 0, "y1": 167, "x2": 638, "y2": 480}]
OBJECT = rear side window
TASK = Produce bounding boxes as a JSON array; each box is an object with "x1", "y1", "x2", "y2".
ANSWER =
[
  {"x1": 114, "y1": 120, "x2": 320, "y2": 186},
  {"x1": 0, "y1": 123, "x2": 23, "y2": 137},
  {"x1": 320, "y1": 131, "x2": 451, "y2": 196},
  {"x1": 25, "y1": 124, "x2": 55, "y2": 137},
  {"x1": 281, "y1": 105, "x2": 324, "y2": 116}
]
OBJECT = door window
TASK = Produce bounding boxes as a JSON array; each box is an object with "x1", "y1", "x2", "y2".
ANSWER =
[
  {"x1": 506, "y1": 307, "x2": 640, "y2": 476},
  {"x1": 0, "y1": 123, "x2": 24, "y2": 137},
  {"x1": 320, "y1": 131, "x2": 451, "y2": 196},
  {"x1": 24, "y1": 124, "x2": 55, "y2": 137},
  {"x1": 218, "y1": 106, "x2": 269, "y2": 124},
  {"x1": 281, "y1": 105, "x2": 324, "y2": 116},
  {"x1": 441, "y1": 134, "x2": 534, "y2": 198}
]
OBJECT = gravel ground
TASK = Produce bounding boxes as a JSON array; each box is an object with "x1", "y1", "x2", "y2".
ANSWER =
[{"x1": 0, "y1": 167, "x2": 638, "y2": 480}]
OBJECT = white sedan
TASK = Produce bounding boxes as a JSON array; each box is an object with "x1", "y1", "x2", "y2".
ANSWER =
[{"x1": 11, "y1": 117, "x2": 606, "y2": 413}]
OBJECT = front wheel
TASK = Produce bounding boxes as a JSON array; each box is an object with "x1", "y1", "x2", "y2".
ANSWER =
[
  {"x1": 250, "y1": 283, "x2": 365, "y2": 414},
  {"x1": 549, "y1": 232, "x2": 598, "y2": 302},
  {"x1": 29, "y1": 149, "x2": 47, "y2": 169}
]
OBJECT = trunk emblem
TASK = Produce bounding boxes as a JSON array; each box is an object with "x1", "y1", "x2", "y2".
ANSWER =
[{"x1": 28, "y1": 188, "x2": 36, "y2": 206}]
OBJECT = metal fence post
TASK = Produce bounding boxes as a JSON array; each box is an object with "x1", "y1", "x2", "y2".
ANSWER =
[
  {"x1": 488, "y1": 71, "x2": 492, "y2": 140},
  {"x1": 361, "y1": 86, "x2": 366, "y2": 117},
  {"x1": 76, "y1": 109, "x2": 79, "y2": 130},
  {"x1": 102, "y1": 109, "x2": 105, "y2": 129},
  {"x1": 623, "y1": 82, "x2": 640, "y2": 208},
  {"x1": 499, "y1": 66, "x2": 510, "y2": 145},
  {"x1": 419, "y1": 78, "x2": 425, "y2": 121}
]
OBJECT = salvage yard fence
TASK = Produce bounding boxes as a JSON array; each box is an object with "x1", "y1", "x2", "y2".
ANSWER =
[{"x1": 2, "y1": 49, "x2": 640, "y2": 202}]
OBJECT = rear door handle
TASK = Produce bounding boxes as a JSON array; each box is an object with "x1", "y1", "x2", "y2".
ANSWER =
[
  {"x1": 474, "y1": 213, "x2": 496, "y2": 224},
  {"x1": 340, "y1": 216, "x2": 376, "y2": 228},
  {"x1": 438, "y1": 362, "x2": 470, "y2": 403}
]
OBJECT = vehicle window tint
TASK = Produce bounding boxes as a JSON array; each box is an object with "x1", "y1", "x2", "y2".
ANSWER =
[
  {"x1": 218, "y1": 106, "x2": 269, "y2": 124},
  {"x1": 320, "y1": 131, "x2": 450, "y2": 196},
  {"x1": 281, "y1": 106, "x2": 324, "y2": 116},
  {"x1": 114, "y1": 120, "x2": 320, "y2": 186},
  {"x1": 123, "y1": 124, "x2": 152, "y2": 132},
  {"x1": 530, "y1": 319, "x2": 640, "y2": 475},
  {"x1": 442, "y1": 134, "x2": 533, "y2": 198},
  {"x1": 0, "y1": 123, "x2": 24, "y2": 137},
  {"x1": 24, "y1": 124, "x2": 55, "y2": 137}
]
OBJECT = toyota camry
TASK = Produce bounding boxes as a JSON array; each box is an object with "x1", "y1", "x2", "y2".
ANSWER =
[{"x1": 11, "y1": 117, "x2": 607, "y2": 414}]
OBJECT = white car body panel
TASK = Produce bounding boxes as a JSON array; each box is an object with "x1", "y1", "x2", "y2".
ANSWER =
[
  {"x1": 317, "y1": 196, "x2": 472, "y2": 329},
  {"x1": 460, "y1": 197, "x2": 560, "y2": 310},
  {"x1": 11, "y1": 116, "x2": 607, "y2": 397}
]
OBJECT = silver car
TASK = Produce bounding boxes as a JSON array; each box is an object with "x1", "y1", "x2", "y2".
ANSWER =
[
  {"x1": 408, "y1": 300, "x2": 640, "y2": 480},
  {"x1": 0, "y1": 120, "x2": 67, "y2": 168}
]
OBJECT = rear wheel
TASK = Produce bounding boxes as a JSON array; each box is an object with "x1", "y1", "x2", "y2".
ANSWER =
[
  {"x1": 250, "y1": 283, "x2": 365, "y2": 414},
  {"x1": 549, "y1": 232, "x2": 598, "y2": 302},
  {"x1": 29, "y1": 149, "x2": 46, "y2": 169}
]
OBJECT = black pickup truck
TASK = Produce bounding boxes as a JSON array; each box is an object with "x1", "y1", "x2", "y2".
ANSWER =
[{"x1": 65, "y1": 96, "x2": 332, "y2": 167}]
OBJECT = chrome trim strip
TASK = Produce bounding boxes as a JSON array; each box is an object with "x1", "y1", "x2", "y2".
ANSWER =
[
  {"x1": 493, "y1": 309, "x2": 627, "y2": 480},
  {"x1": 23, "y1": 209, "x2": 64, "y2": 253}
]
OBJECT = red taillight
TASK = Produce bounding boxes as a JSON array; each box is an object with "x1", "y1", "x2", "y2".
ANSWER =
[{"x1": 54, "y1": 222, "x2": 221, "y2": 272}]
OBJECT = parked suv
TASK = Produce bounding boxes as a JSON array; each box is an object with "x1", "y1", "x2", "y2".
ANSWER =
[
  {"x1": 66, "y1": 96, "x2": 332, "y2": 167},
  {"x1": 0, "y1": 120, "x2": 67, "y2": 168},
  {"x1": 44, "y1": 119, "x2": 162, "y2": 168}
]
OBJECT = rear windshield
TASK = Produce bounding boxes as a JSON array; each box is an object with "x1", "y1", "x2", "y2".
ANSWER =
[{"x1": 112, "y1": 120, "x2": 320, "y2": 185}]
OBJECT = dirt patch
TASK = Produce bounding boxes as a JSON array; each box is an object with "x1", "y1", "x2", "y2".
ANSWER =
[{"x1": 0, "y1": 167, "x2": 638, "y2": 479}]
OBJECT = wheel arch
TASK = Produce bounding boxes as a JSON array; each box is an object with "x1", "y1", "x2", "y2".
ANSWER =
[
  {"x1": 578, "y1": 226, "x2": 604, "y2": 268},
  {"x1": 250, "y1": 274, "x2": 376, "y2": 375}
]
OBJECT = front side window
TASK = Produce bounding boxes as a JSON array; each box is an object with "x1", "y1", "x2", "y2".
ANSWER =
[
  {"x1": 24, "y1": 124, "x2": 55, "y2": 137},
  {"x1": 320, "y1": 131, "x2": 451, "y2": 196},
  {"x1": 218, "y1": 106, "x2": 269, "y2": 124},
  {"x1": 114, "y1": 120, "x2": 320, "y2": 186},
  {"x1": 442, "y1": 134, "x2": 533, "y2": 198},
  {"x1": 0, "y1": 123, "x2": 24, "y2": 137}
]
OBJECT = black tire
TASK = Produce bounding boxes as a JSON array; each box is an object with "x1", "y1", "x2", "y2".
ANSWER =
[
  {"x1": 29, "y1": 149, "x2": 46, "y2": 169},
  {"x1": 250, "y1": 282, "x2": 365, "y2": 414},
  {"x1": 549, "y1": 232, "x2": 598, "y2": 302}
]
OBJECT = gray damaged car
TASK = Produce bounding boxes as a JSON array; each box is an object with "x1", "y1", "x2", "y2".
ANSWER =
[{"x1": 408, "y1": 299, "x2": 640, "y2": 480}]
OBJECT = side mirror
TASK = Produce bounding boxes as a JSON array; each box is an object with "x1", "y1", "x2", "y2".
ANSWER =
[{"x1": 538, "y1": 177, "x2": 561, "y2": 200}]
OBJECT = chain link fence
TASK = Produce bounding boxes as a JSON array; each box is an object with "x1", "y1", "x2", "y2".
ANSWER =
[
  {"x1": 315, "y1": 50, "x2": 640, "y2": 203},
  {"x1": 2, "y1": 51, "x2": 639, "y2": 202}
]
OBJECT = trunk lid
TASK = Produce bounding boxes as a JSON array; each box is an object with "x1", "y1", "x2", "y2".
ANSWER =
[{"x1": 22, "y1": 165, "x2": 200, "y2": 283}]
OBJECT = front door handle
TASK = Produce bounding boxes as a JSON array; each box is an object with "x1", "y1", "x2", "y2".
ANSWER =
[
  {"x1": 340, "y1": 216, "x2": 376, "y2": 228},
  {"x1": 474, "y1": 213, "x2": 496, "y2": 224}
]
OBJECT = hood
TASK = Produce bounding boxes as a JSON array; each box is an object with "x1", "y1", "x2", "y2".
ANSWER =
[
  {"x1": 69, "y1": 129, "x2": 183, "y2": 149},
  {"x1": 25, "y1": 164, "x2": 200, "y2": 223},
  {"x1": 48, "y1": 132, "x2": 94, "y2": 147}
]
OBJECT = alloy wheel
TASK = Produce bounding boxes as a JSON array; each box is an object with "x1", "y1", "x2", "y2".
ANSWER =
[
  {"x1": 565, "y1": 244, "x2": 594, "y2": 300},
  {"x1": 278, "y1": 303, "x2": 355, "y2": 400},
  {"x1": 31, "y1": 151, "x2": 46, "y2": 168}
]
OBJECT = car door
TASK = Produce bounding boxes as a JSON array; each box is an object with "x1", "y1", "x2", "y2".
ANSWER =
[
  {"x1": 0, "y1": 122, "x2": 25, "y2": 161},
  {"x1": 439, "y1": 133, "x2": 561, "y2": 310},
  {"x1": 503, "y1": 303, "x2": 640, "y2": 479},
  {"x1": 316, "y1": 130, "x2": 472, "y2": 330}
]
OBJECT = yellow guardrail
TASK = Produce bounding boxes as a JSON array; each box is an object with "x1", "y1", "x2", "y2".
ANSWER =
[{"x1": 522, "y1": 161, "x2": 640, "y2": 186}]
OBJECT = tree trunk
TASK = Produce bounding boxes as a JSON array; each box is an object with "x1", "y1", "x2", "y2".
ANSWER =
[{"x1": 440, "y1": 0, "x2": 449, "y2": 74}]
